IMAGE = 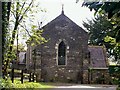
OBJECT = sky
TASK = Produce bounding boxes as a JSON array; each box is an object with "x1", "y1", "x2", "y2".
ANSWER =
[
  {"x1": 37, "y1": 0, "x2": 95, "y2": 28},
  {"x1": 16, "y1": 0, "x2": 95, "y2": 49}
]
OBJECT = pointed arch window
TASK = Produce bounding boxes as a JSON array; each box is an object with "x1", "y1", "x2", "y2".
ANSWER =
[{"x1": 58, "y1": 41, "x2": 66, "y2": 65}]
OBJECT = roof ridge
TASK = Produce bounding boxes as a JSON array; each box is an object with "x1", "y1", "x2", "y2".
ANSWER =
[{"x1": 42, "y1": 13, "x2": 87, "y2": 33}]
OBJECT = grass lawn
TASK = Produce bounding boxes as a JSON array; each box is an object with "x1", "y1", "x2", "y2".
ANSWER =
[
  {"x1": 13, "y1": 80, "x2": 54, "y2": 88},
  {"x1": 0, "y1": 79, "x2": 54, "y2": 89}
]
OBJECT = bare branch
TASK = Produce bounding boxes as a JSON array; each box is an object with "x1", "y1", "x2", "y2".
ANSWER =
[
  {"x1": 18, "y1": 1, "x2": 26, "y2": 17},
  {"x1": 10, "y1": 9, "x2": 16, "y2": 18},
  {"x1": 16, "y1": 2, "x2": 19, "y2": 19},
  {"x1": 11, "y1": 0, "x2": 33, "y2": 45},
  {"x1": 18, "y1": 0, "x2": 33, "y2": 23},
  {"x1": 19, "y1": 23, "x2": 32, "y2": 37}
]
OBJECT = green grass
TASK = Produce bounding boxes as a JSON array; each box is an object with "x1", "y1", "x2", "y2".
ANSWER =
[
  {"x1": 0, "y1": 78, "x2": 53, "y2": 89},
  {"x1": 13, "y1": 80, "x2": 53, "y2": 88}
]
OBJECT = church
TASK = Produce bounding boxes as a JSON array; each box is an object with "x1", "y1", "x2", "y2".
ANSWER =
[{"x1": 26, "y1": 9, "x2": 110, "y2": 84}]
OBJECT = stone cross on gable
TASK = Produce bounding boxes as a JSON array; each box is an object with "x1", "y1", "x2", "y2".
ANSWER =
[{"x1": 62, "y1": 4, "x2": 64, "y2": 14}]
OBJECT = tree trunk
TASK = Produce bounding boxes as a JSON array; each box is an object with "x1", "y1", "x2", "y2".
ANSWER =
[
  {"x1": 0, "y1": 2, "x2": 2, "y2": 78},
  {"x1": 2, "y1": 2, "x2": 11, "y2": 79}
]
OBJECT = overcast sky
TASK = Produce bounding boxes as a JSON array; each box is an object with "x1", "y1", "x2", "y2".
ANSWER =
[
  {"x1": 16, "y1": 0, "x2": 95, "y2": 48},
  {"x1": 37, "y1": 0, "x2": 95, "y2": 28}
]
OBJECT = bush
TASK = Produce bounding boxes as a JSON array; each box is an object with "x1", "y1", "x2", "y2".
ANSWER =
[
  {"x1": 0, "y1": 78, "x2": 14, "y2": 88},
  {"x1": 111, "y1": 77, "x2": 119, "y2": 85},
  {"x1": 117, "y1": 87, "x2": 120, "y2": 90}
]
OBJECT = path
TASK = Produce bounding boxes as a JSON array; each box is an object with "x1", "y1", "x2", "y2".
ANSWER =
[{"x1": 52, "y1": 85, "x2": 117, "y2": 90}]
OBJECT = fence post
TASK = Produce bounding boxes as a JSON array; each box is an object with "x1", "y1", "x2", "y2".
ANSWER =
[
  {"x1": 32, "y1": 73, "x2": 34, "y2": 82},
  {"x1": 29, "y1": 72, "x2": 31, "y2": 82},
  {"x1": 11, "y1": 61, "x2": 14, "y2": 83},
  {"x1": 11, "y1": 68, "x2": 14, "y2": 83},
  {"x1": 21, "y1": 70, "x2": 23, "y2": 84}
]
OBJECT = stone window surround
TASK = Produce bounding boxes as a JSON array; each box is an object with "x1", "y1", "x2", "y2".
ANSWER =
[{"x1": 55, "y1": 39, "x2": 69, "y2": 66}]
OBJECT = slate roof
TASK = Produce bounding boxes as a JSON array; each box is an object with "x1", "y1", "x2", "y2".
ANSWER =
[
  {"x1": 88, "y1": 46, "x2": 108, "y2": 69},
  {"x1": 42, "y1": 11, "x2": 88, "y2": 34}
]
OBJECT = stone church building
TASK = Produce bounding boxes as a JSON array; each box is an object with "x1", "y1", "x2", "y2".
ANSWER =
[{"x1": 26, "y1": 10, "x2": 109, "y2": 84}]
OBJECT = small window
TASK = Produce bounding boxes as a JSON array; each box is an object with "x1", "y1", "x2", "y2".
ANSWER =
[{"x1": 58, "y1": 41, "x2": 66, "y2": 65}]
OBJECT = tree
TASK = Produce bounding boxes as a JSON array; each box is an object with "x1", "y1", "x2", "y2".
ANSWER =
[
  {"x1": 2, "y1": 0, "x2": 46, "y2": 79},
  {"x1": 81, "y1": 1, "x2": 120, "y2": 62},
  {"x1": 83, "y1": 15, "x2": 116, "y2": 57},
  {"x1": 0, "y1": 2, "x2": 2, "y2": 78},
  {"x1": 80, "y1": 1, "x2": 120, "y2": 86},
  {"x1": 1, "y1": 2, "x2": 11, "y2": 79},
  {"x1": 13, "y1": 44, "x2": 26, "y2": 52},
  {"x1": 82, "y1": 2, "x2": 120, "y2": 42},
  {"x1": 2, "y1": 1, "x2": 33, "y2": 79},
  {"x1": 83, "y1": 15, "x2": 113, "y2": 45},
  {"x1": 2, "y1": 2, "x2": 11, "y2": 62}
]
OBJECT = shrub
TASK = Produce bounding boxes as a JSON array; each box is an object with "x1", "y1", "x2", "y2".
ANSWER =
[
  {"x1": 117, "y1": 87, "x2": 120, "y2": 90},
  {"x1": 111, "y1": 77, "x2": 119, "y2": 85},
  {"x1": 0, "y1": 78, "x2": 14, "y2": 89}
]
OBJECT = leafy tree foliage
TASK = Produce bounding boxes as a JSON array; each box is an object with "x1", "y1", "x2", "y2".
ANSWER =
[
  {"x1": 83, "y1": 15, "x2": 112, "y2": 45},
  {"x1": 82, "y1": 2, "x2": 120, "y2": 19},
  {"x1": 13, "y1": 44, "x2": 26, "y2": 52},
  {"x1": 2, "y1": 1, "x2": 34, "y2": 79},
  {"x1": 2, "y1": 2, "x2": 11, "y2": 79},
  {"x1": 82, "y1": 1, "x2": 120, "y2": 62},
  {"x1": 26, "y1": 26, "x2": 47, "y2": 46},
  {"x1": 83, "y1": 15, "x2": 120, "y2": 62},
  {"x1": 2, "y1": 0, "x2": 46, "y2": 79},
  {"x1": 81, "y1": 1, "x2": 120, "y2": 86},
  {"x1": 82, "y1": 2, "x2": 120, "y2": 42},
  {"x1": 2, "y1": 2, "x2": 11, "y2": 63},
  {"x1": 83, "y1": 15, "x2": 116, "y2": 57}
]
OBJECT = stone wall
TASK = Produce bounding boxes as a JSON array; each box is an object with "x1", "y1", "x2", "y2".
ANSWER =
[
  {"x1": 25, "y1": 13, "x2": 110, "y2": 84},
  {"x1": 89, "y1": 69, "x2": 110, "y2": 84},
  {"x1": 34, "y1": 14, "x2": 88, "y2": 83},
  {"x1": 26, "y1": 13, "x2": 90, "y2": 83}
]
